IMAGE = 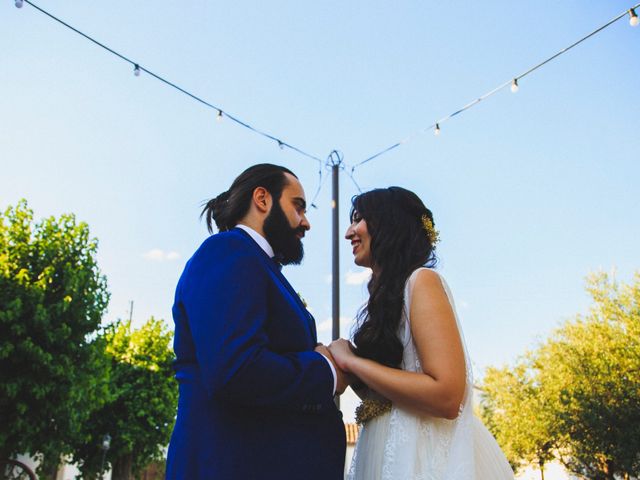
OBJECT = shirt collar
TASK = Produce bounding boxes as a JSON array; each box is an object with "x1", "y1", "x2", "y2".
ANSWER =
[{"x1": 236, "y1": 224, "x2": 275, "y2": 258}]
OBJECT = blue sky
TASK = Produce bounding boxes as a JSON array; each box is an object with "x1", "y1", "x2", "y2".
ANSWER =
[{"x1": 2, "y1": 0, "x2": 639, "y2": 390}]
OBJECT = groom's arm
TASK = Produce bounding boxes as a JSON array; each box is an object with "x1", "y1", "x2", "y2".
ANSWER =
[{"x1": 180, "y1": 247, "x2": 335, "y2": 413}]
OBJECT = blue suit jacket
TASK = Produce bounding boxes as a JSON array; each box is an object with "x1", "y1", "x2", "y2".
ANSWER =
[{"x1": 166, "y1": 228, "x2": 346, "y2": 479}]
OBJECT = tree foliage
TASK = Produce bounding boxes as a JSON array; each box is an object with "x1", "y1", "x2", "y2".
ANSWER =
[
  {"x1": 0, "y1": 200, "x2": 110, "y2": 475},
  {"x1": 480, "y1": 360, "x2": 556, "y2": 476},
  {"x1": 480, "y1": 271, "x2": 640, "y2": 480},
  {"x1": 535, "y1": 272, "x2": 640, "y2": 479},
  {"x1": 72, "y1": 317, "x2": 177, "y2": 480}
]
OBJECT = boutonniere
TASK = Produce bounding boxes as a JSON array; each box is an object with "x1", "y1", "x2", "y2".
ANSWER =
[{"x1": 297, "y1": 292, "x2": 308, "y2": 308}]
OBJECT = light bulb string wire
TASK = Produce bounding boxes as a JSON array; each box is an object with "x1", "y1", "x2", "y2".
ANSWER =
[
  {"x1": 347, "y1": 169, "x2": 363, "y2": 194},
  {"x1": 20, "y1": 0, "x2": 324, "y2": 165},
  {"x1": 309, "y1": 167, "x2": 329, "y2": 210},
  {"x1": 15, "y1": 1, "x2": 639, "y2": 185},
  {"x1": 353, "y1": 3, "x2": 640, "y2": 170}
]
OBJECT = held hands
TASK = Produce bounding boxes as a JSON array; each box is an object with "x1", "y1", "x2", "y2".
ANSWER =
[
  {"x1": 315, "y1": 343, "x2": 349, "y2": 395},
  {"x1": 327, "y1": 338, "x2": 356, "y2": 373}
]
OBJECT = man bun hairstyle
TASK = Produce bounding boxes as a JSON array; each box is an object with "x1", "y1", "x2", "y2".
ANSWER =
[{"x1": 201, "y1": 163, "x2": 296, "y2": 233}]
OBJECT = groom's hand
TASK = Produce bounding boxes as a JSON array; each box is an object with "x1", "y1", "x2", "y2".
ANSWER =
[{"x1": 315, "y1": 344, "x2": 349, "y2": 395}]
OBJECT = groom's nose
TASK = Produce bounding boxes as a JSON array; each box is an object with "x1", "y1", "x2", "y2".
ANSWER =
[{"x1": 300, "y1": 215, "x2": 310, "y2": 231}]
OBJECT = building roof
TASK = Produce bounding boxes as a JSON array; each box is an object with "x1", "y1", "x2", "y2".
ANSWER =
[{"x1": 345, "y1": 423, "x2": 360, "y2": 445}]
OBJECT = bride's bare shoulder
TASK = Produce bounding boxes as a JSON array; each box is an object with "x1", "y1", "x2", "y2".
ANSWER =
[{"x1": 413, "y1": 268, "x2": 444, "y2": 290}]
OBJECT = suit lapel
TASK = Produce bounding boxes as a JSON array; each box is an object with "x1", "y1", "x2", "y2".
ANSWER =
[
  {"x1": 232, "y1": 229, "x2": 318, "y2": 343},
  {"x1": 271, "y1": 263, "x2": 318, "y2": 344}
]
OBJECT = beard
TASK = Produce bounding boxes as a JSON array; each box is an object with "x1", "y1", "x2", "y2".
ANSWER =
[{"x1": 263, "y1": 200, "x2": 305, "y2": 266}]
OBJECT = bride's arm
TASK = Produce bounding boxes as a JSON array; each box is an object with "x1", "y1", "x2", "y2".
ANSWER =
[{"x1": 329, "y1": 269, "x2": 466, "y2": 419}]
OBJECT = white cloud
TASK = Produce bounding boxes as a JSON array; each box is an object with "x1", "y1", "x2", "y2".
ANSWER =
[
  {"x1": 345, "y1": 268, "x2": 372, "y2": 285},
  {"x1": 317, "y1": 318, "x2": 332, "y2": 332},
  {"x1": 316, "y1": 316, "x2": 356, "y2": 344},
  {"x1": 143, "y1": 249, "x2": 165, "y2": 261},
  {"x1": 317, "y1": 316, "x2": 354, "y2": 332},
  {"x1": 143, "y1": 249, "x2": 181, "y2": 262},
  {"x1": 324, "y1": 274, "x2": 332, "y2": 284}
]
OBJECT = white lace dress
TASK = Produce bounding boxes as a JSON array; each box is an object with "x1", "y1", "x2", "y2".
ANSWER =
[{"x1": 346, "y1": 269, "x2": 514, "y2": 480}]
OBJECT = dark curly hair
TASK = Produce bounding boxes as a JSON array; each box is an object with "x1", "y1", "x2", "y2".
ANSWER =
[{"x1": 351, "y1": 187, "x2": 438, "y2": 369}]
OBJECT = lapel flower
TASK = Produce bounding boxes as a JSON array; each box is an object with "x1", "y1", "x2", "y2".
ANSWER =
[{"x1": 297, "y1": 291, "x2": 308, "y2": 308}]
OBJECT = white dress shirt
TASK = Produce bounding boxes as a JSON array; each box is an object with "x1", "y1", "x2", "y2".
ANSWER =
[{"x1": 235, "y1": 224, "x2": 337, "y2": 395}]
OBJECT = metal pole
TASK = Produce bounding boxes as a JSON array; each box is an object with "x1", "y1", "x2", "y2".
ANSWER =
[
  {"x1": 328, "y1": 151, "x2": 343, "y2": 408},
  {"x1": 100, "y1": 433, "x2": 111, "y2": 478},
  {"x1": 332, "y1": 162, "x2": 340, "y2": 344},
  {"x1": 100, "y1": 449, "x2": 107, "y2": 475}
]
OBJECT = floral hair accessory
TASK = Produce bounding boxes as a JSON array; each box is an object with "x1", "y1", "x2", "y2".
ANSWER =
[{"x1": 421, "y1": 214, "x2": 440, "y2": 245}]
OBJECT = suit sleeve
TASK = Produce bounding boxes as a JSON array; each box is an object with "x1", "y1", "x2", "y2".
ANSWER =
[{"x1": 179, "y1": 249, "x2": 335, "y2": 413}]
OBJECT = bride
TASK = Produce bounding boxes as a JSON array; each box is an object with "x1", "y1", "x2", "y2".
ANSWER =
[{"x1": 329, "y1": 187, "x2": 513, "y2": 479}]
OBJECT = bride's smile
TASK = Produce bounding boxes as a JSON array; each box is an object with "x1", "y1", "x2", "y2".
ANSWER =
[{"x1": 345, "y1": 212, "x2": 372, "y2": 268}]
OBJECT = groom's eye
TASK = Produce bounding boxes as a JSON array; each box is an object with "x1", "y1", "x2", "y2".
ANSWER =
[{"x1": 293, "y1": 198, "x2": 306, "y2": 214}]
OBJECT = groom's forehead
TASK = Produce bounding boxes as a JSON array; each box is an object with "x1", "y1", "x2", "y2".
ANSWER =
[{"x1": 282, "y1": 173, "x2": 306, "y2": 200}]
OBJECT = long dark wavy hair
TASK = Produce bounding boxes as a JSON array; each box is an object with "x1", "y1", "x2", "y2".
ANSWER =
[{"x1": 351, "y1": 187, "x2": 438, "y2": 368}]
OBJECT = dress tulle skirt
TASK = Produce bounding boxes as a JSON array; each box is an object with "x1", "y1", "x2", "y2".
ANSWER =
[
  {"x1": 347, "y1": 409, "x2": 514, "y2": 480},
  {"x1": 473, "y1": 416, "x2": 515, "y2": 479}
]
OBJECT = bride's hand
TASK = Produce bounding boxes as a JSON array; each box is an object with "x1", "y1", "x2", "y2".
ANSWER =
[{"x1": 328, "y1": 338, "x2": 356, "y2": 372}]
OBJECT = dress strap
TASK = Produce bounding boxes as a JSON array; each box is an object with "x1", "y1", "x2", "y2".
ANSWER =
[{"x1": 401, "y1": 268, "x2": 428, "y2": 344}]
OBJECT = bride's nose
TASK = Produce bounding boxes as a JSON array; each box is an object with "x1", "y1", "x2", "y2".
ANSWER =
[{"x1": 345, "y1": 224, "x2": 354, "y2": 240}]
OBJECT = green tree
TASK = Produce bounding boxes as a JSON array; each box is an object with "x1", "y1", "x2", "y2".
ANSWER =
[
  {"x1": 480, "y1": 271, "x2": 640, "y2": 480},
  {"x1": 480, "y1": 359, "x2": 556, "y2": 479},
  {"x1": 72, "y1": 317, "x2": 177, "y2": 480},
  {"x1": 0, "y1": 200, "x2": 110, "y2": 477},
  {"x1": 535, "y1": 272, "x2": 640, "y2": 479}
]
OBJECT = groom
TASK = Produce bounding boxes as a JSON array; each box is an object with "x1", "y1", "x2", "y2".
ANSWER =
[{"x1": 166, "y1": 164, "x2": 347, "y2": 479}]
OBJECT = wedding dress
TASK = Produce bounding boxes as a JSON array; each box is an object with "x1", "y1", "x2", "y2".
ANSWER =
[{"x1": 346, "y1": 269, "x2": 514, "y2": 480}]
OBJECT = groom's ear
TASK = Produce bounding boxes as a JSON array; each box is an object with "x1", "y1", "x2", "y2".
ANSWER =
[{"x1": 252, "y1": 186, "x2": 273, "y2": 214}]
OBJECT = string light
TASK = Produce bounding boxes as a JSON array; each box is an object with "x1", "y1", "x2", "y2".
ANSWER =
[
  {"x1": 11, "y1": 0, "x2": 640, "y2": 174},
  {"x1": 15, "y1": 0, "x2": 324, "y2": 166},
  {"x1": 353, "y1": 2, "x2": 640, "y2": 169}
]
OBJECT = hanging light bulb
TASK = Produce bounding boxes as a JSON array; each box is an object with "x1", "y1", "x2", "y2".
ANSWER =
[
  {"x1": 434, "y1": 123, "x2": 441, "y2": 136},
  {"x1": 278, "y1": 141, "x2": 285, "y2": 150},
  {"x1": 15, "y1": 0, "x2": 23, "y2": 8},
  {"x1": 511, "y1": 78, "x2": 519, "y2": 93},
  {"x1": 216, "y1": 110, "x2": 223, "y2": 122},
  {"x1": 630, "y1": 8, "x2": 639, "y2": 27},
  {"x1": 133, "y1": 64, "x2": 141, "y2": 76}
]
